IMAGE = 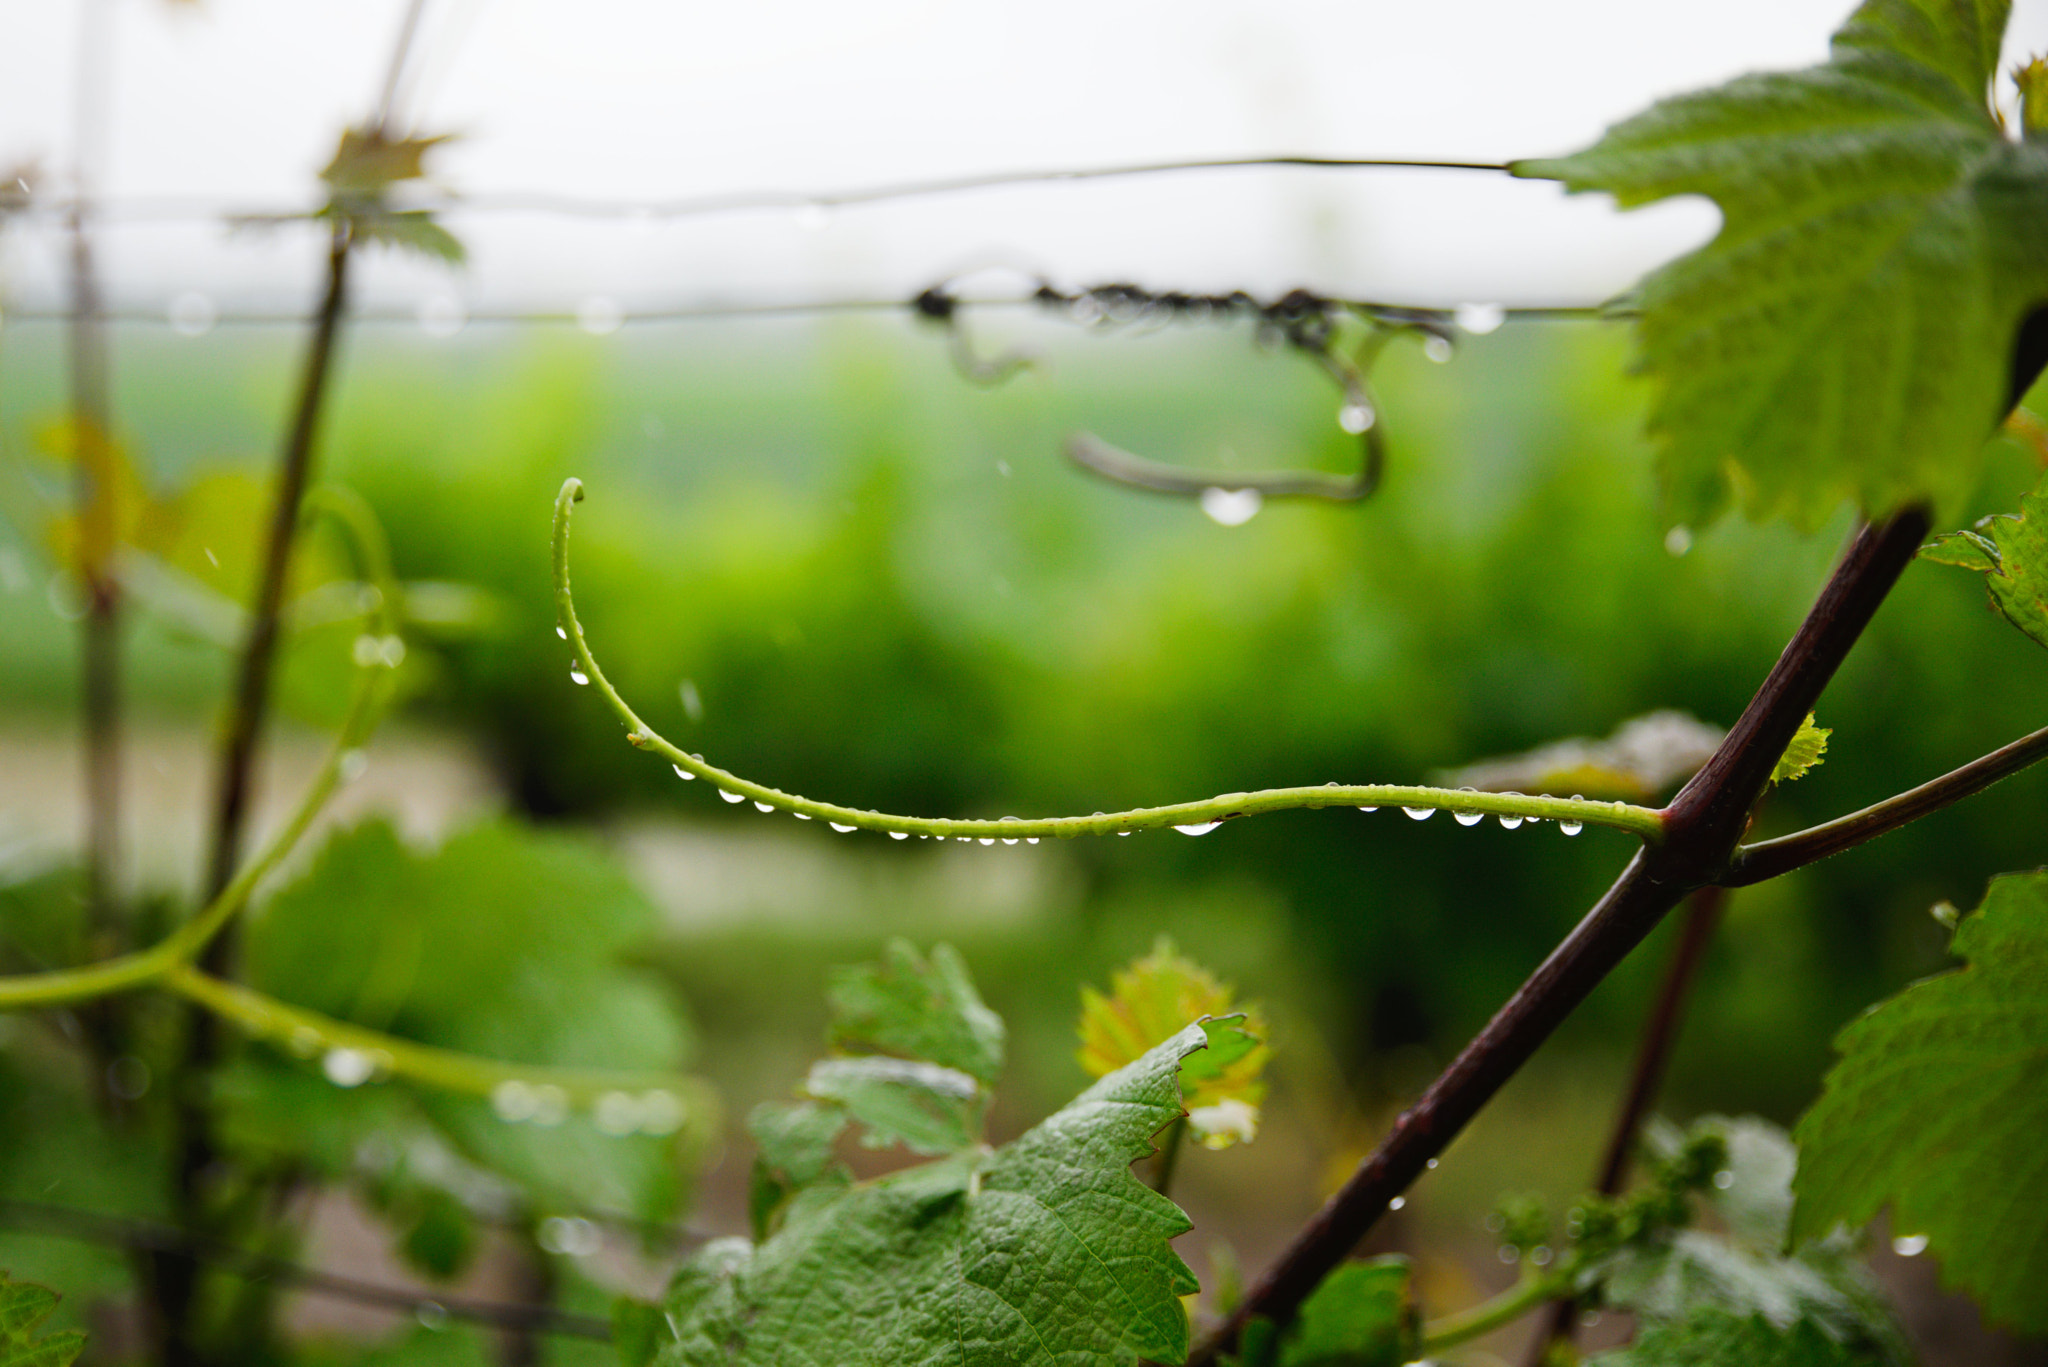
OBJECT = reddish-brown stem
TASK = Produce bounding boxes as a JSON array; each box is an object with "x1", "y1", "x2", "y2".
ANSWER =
[
  {"x1": 1523, "y1": 884, "x2": 1727, "y2": 1364},
  {"x1": 67, "y1": 0, "x2": 119, "y2": 949},
  {"x1": 1726, "y1": 721, "x2": 2048, "y2": 885},
  {"x1": 198, "y1": 223, "x2": 352, "y2": 907},
  {"x1": 1189, "y1": 508, "x2": 1930, "y2": 1364},
  {"x1": 152, "y1": 222, "x2": 352, "y2": 1367}
]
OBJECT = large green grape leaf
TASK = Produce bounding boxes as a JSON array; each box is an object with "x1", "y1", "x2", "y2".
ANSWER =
[
  {"x1": 0, "y1": 1274, "x2": 85, "y2": 1367},
  {"x1": 1516, "y1": 0, "x2": 2048, "y2": 529},
  {"x1": 1792, "y1": 869, "x2": 2048, "y2": 1333},
  {"x1": 1921, "y1": 465, "x2": 2048, "y2": 648},
  {"x1": 659, "y1": 1021, "x2": 1235, "y2": 1367},
  {"x1": 231, "y1": 818, "x2": 695, "y2": 1223},
  {"x1": 1590, "y1": 1308, "x2": 1887, "y2": 1367}
]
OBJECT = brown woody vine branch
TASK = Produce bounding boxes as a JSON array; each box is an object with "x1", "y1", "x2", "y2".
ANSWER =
[{"x1": 1189, "y1": 507, "x2": 1932, "y2": 1363}]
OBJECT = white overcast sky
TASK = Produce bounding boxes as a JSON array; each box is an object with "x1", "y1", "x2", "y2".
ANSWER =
[{"x1": 3, "y1": 0, "x2": 2047, "y2": 322}]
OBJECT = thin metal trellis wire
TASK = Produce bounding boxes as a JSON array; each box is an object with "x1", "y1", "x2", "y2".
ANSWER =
[
  {"x1": 0, "y1": 288, "x2": 1612, "y2": 330},
  {"x1": 0, "y1": 153, "x2": 1518, "y2": 227}
]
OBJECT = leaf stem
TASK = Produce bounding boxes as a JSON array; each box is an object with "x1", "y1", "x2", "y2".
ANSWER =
[
  {"x1": 551, "y1": 480, "x2": 1666, "y2": 842},
  {"x1": 0, "y1": 627, "x2": 391, "y2": 1013},
  {"x1": 1153, "y1": 1118, "x2": 1188, "y2": 1200},
  {"x1": 1421, "y1": 1268, "x2": 1572, "y2": 1353},
  {"x1": 1724, "y1": 721, "x2": 2048, "y2": 885}
]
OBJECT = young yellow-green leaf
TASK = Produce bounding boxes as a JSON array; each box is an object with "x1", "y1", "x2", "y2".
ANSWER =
[
  {"x1": 658, "y1": 1020, "x2": 1241, "y2": 1367},
  {"x1": 0, "y1": 1274, "x2": 85, "y2": 1367},
  {"x1": 320, "y1": 127, "x2": 453, "y2": 197},
  {"x1": 1078, "y1": 938, "x2": 1269, "y2": 1149},
  {"x1": 1793, "y1": 869, "x2": 2048, "y2": 1333},
  {"x1": 1920, "y1": 466, "x2": 2048, "y2": 648},
  {"x1": 344, "y1": 209, "x2": 468, "y2": 265},
  {"x1": 1771, "y1": 714, "x2": 1831, "y2": 785},
  {"x1": 1516, "y1": 0, "x2": 2048, "y2": 530},
  {"x1": 1439, "y1": 709, "x2": 1725, "y2": 802},
  {"x1": 1590, "y1": 1308, "x2": 1888, "y2": 1367}
]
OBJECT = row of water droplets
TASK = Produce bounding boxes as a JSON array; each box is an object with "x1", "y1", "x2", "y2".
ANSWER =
[
  {"x1": 566, "y1": 625, "x2": 1587, "y2": 841},
  {"x1": 294, "y1": 1029, "x2": 691, "y2": 1139},
  {"x1": 1366, "y1": 785, "x2": 1585, "y2": 835}
]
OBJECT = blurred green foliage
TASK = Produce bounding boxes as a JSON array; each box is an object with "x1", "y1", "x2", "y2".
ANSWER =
[{"x1": 2, "y1": 312, "x2": 2046, "y2": 1354}]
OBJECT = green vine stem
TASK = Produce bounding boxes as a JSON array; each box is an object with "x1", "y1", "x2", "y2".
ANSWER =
[
  {"x1": 161, "y1": 964, "x2": 717, "y2": 1129},
  {"x1": 551, "y1": 479, "x2": 1667, "y2": 843},
  {"x1": 0, "y1": 494, "x2": 398, "y2": 1011},
  {"x1": 1419, "y1": 1266, "x2": 1573, "y2": 1354},
  {"x1": 0, "y1": 487, "x2": 718, "y2": 1144}
]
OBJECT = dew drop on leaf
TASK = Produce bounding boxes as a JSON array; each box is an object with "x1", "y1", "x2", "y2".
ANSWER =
[
  {"x1": 569, "y1": 666, "x2": 590, "y2": 686},
  {"x1": 1665, "y1": 525, "x2": 1694, "y2": 557},
  {"x1": 1389, "y1": 1195, "x2": 1406, "y2": 1210},
  {"x1": 829, "y1": 822, "x2": 856, "y2": 833},
  {"x1": 672, "y1": 764, "x2": 695, "y2": 781},
  {"x1": 1893, "y1": 1234, "x2": 1930, "y2": 1257},
  {"x1": 555, "y1": 625, "x2": 568, "y2": 639},
  {"x1": 889, "y1": 831, "x2": 908, "y2": 840},
  {"x1": 1174, "y1": 821, "x2": 1221, "y2": 836},
  {"x1": 752, "y1": 801, "x2": 774, "y2": 812},
  {"x1": 1425, "y1": 335, "x2": 1455, "y2": 363},
  {"x1": 1498, "y1": 814, "x2": 1523, "y2": 829},
  {"x1": 1359, "y1": 805, "x2": 1378, "y2": 812},
  {"x1": 1454, "y1": 810, "x2": 1484, "y2": 826},
  {"x1": 1338, "y1": 402, "x2": 1375, "y2": 433},
  {"x1": 718, "y1": 789, "x2": 745, "y2": 804},
  {"x1": 978, "y1": 837, "x2": 995, "y2": 846},
  {"x1": 1404, "y1": 807, "x2": 1435, "y2": 821}
]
